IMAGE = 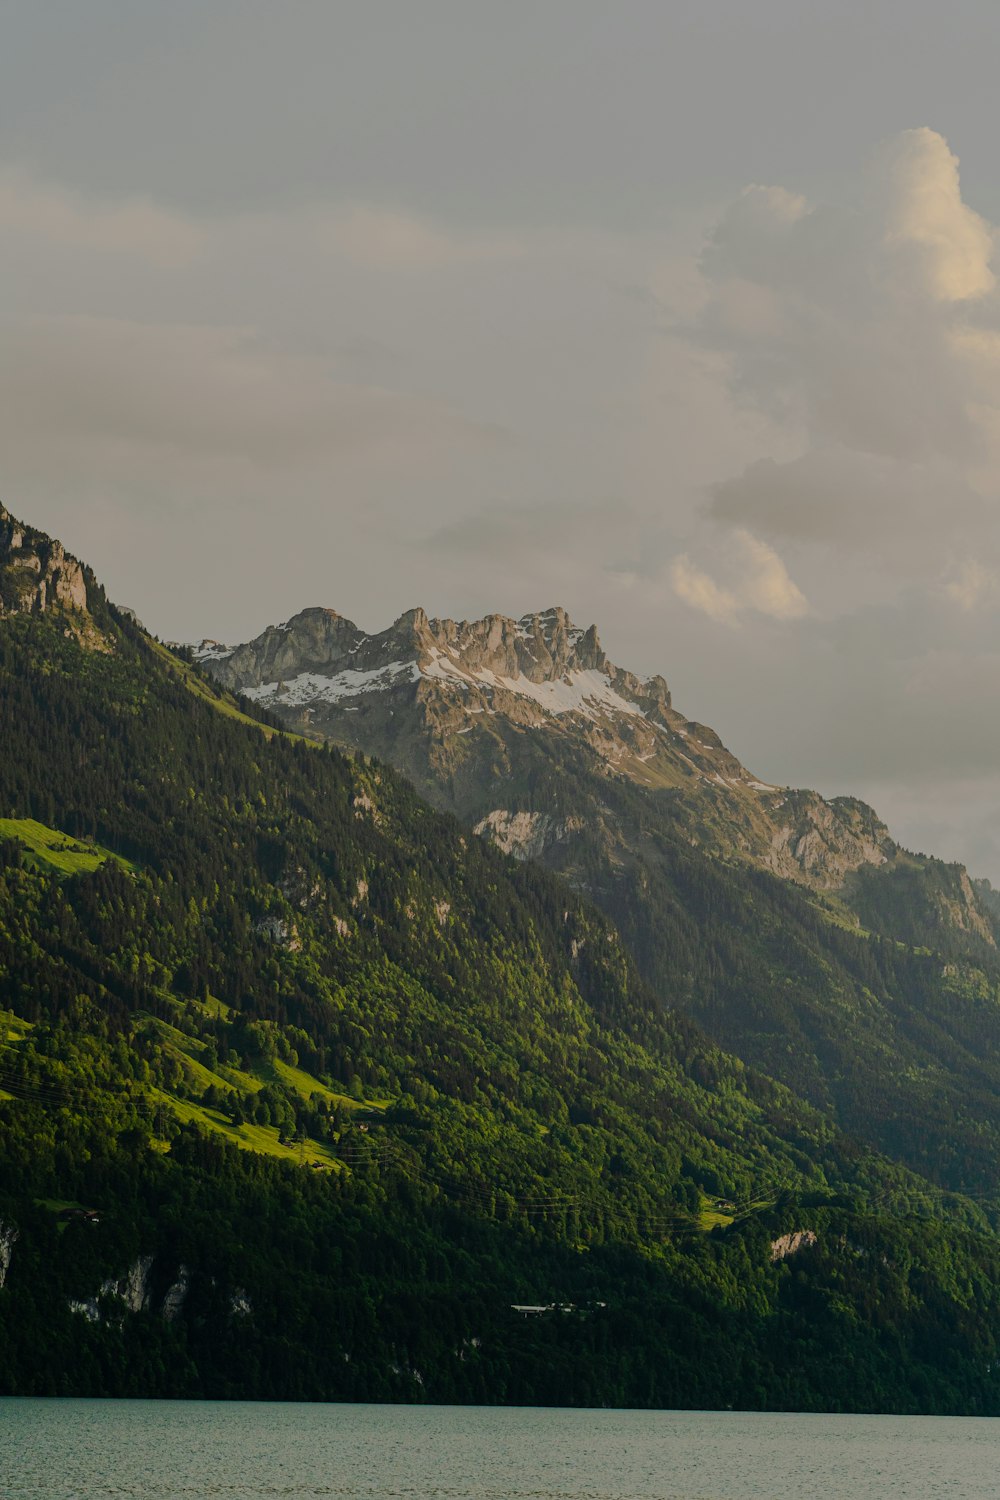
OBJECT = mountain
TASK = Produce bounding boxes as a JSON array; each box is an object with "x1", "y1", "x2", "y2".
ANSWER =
[
  {"x1": 196, "y1": 603, "x2": 995, "y2": 939},
  {"x1": 196, "y1": 604, "x2": 908, "y2": 895},
  {"x1": 196, "y1": 603, "x2": 1000, "y2": 1192},
  {"x1": 5, "y1": 503, "x2": 1000, "y2": 1412},
  {"x1": 0, "y1": 505, "x2": 88, "y2": 616}
]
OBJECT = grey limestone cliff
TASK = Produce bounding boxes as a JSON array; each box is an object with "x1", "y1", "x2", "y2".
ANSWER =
[{"x1": 0, "y1": 504, "x2": 88, "y2": 617}]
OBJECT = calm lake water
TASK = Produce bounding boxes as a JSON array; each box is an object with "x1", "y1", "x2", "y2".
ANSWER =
[{"x1": 3, "y1": 1398, "x2": 1000, "y2": 1499}]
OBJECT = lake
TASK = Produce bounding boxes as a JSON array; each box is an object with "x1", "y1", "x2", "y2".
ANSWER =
[{"x1": 3, "y1": 1399, "x2": 999, "y2": 1498}]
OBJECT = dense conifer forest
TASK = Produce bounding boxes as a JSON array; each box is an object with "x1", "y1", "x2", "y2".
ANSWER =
[{"x1": 4, "y1": 544, "x2": 1000, "y2": 1410}]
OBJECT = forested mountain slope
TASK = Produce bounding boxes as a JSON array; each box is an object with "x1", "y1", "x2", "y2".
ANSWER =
[
  {"x1": 197, "y1": 601, "x2": 1000, "y2": 1197},
  {"x1": 2, "y1": 504, "x2": 1000, "y2": 1411}
]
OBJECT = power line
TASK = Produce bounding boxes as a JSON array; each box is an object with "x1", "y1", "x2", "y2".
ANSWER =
[{"x1": 6, "y1": 1048, "x2": 1000, "y2": 1230}]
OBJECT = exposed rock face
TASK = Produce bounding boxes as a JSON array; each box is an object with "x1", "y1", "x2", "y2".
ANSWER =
[
  {"x1": 196, "y1": 601, "x2": 998, "y2": 946},
  {"x1": 68, "y1": 1254, "x2": 154, "y2": 1322},
  {"x1": 255, "y1": 914, "x2": 295, "y2": 945},
  {"x1": 67, "y1": 1262, "x2": 245, "y2": 1326},
  {"x1": 199, "y1": 604, "x2": 671, "y2": 725},
  {"x1": 107, "y1": 1254, "x2": 154, "y2": 1313},
  {"x1": 0, "y1": 504, "x2": 88, "y2": 617},
  {"x1": 0, "y1": 1221, "x2": 17, "y2": 1288},
  {"x1": 765, "y1": 792, "x2": 894, "y2": 890},
  {"x1": 474, "y1": 810, "x2": 573, "y2": 862},
  {"x1": 947, "y1": 870, "x2": 995, "y2": 945},
  {"x1": 67, "y1": 1295, "x2": 101, "y2": 1323},
  {"x1": 229, "y1": 1288, "x2": 252, "y2": 1318},
  {"x1": 771, "y1": 1229, "x2": 818, "y2": 1262},
  {"x1": 196, "y1": 603, "x2": 901, "y2": 894},
  {"x1": 161, "y1": 1264, "x2": 190, "y2": 1322}
]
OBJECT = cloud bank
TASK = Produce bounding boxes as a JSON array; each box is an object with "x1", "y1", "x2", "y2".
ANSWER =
[
  {"x1": 674, "y1": 128, "x2": 1000, "y2": 627},
  {"x1": 6, "y1": 126, "x2": 1000, "y2": 878},
  {"x1": 659, "y1": 128, "x2": 1000, "y2": 878}
]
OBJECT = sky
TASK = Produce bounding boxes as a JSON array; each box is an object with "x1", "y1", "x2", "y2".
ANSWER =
[{"x1": 6, "y1": 1, "x2": 1000, "y2": 876}]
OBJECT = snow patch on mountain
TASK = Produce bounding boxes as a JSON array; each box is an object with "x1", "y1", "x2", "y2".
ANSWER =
[
  {"x1": 228, "y1": 636, "x2": 648, "y2": 726},
  {"x1": 468, "y1": 666, "x2": 646, "y2": 721},
  {"x1": 419, "y1": 646, "x2": 648, "y2": 722},
  {"x1": 243, "y1": 661, "x2": 420, "y2": 706}
]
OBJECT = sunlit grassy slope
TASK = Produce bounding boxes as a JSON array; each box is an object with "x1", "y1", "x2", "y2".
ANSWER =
[
  {"x1": 149, "y1": 1089, "x2": 344, "y2": 1169},
  {"x1": 133, "y1": 1015, "x2": 375, "y2": 1168},
  {"x1": 0, "y1": 817, "x2": 135, "y2": 876}
]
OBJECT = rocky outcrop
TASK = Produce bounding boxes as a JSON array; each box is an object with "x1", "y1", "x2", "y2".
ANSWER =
[
  {"x1": 119, "y1": 1254, "x2": 154, "y2": 1314},
  {"x1": 474, "y1": 810, "x2": 575, "y2": 862},
  {"x1": 161, "y1": 1264, "x2": 191, "y2": 1322},
  {"x1": 254, "y1": 914, "x2": 302, "y2": 951},
  {"x1": 770, "y1": 1229, "x2": 818, "y2": 1262},
  {"x1": 944, "y1": 869, "x2": 995, "y2": 945},
  {"x1": 66, "y1": 1262, "x2": 256, "y2": 1326},
  {"x1": 0, "y1": 504, "x2": 88, "y2": 617},
  {"x1": 0, "y1": 1221, "x2": 17, "y2": 1288},
  {"x1": 68, "y1": 1254, "x2": 154, "y2": 1322},
  {"x1": 764, "y1": 793, "x2": 895, "y2": 891},
  {"x1": 117, "y1": 1254, "x2": 154, "y2": 1312},
  {"x1": 229, "y1": 1287, "x2": 252, "y2": 1318},
  {"x1": 67, "y1": 1294, "x2": 102, "y2": 1323}
]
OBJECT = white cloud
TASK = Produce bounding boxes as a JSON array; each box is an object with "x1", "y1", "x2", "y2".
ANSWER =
[
  {"x1": 660, "y1": 128, "x2": 1000, "y2": 878},
  {"x1": 736, "y1": 530, "x2": 808, "y2": 619},
  {"x1": 670, "y1": 554, "x2": 740, "y2": 624},
  {"x1": 671, "y1": 530, "x2": 807, "y2": 625},
  {"x1": 694, "y1": 127, "x2": 1000, "y2": 596},
  {"x1": 871, "y1": 128, "x2": 995, "y2": 303}
]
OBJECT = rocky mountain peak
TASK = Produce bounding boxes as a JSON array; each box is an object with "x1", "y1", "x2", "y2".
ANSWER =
[
  {"x1": 187, "y1": 587, "x2": 998, "y2": 942},
  {"x1": 407, "y1": 604, "x2": 609, "y2": 688},
  {"x1": 194, "y1": 598, "x2": 924, "y2": 902},
  {"x1": 0, "y1": 504, "x2": 89, "y2": 619},
  {"x1": 196, "y1": 602, "x2": 656, "y2": 718},
  {"x1": 397, "y1": 606, "x2": 429, "y2": 630}
]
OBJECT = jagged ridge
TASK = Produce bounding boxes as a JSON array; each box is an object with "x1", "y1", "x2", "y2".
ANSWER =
[
  {"x1": 196, "y1": 603, "x2": 911, "y2": 900},
  {"x1": 0, "y1": 504, "x2": 88, "y2": 618}
]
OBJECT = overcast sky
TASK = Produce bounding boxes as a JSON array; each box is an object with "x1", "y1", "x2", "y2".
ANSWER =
[{"x1": 7, "y1": 2, "x2": 1000, "y2": 876}]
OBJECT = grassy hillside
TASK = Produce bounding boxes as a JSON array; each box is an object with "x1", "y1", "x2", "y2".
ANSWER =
[{"x1": 0, "y1": 816, "x2": 135, "y2": 877}]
